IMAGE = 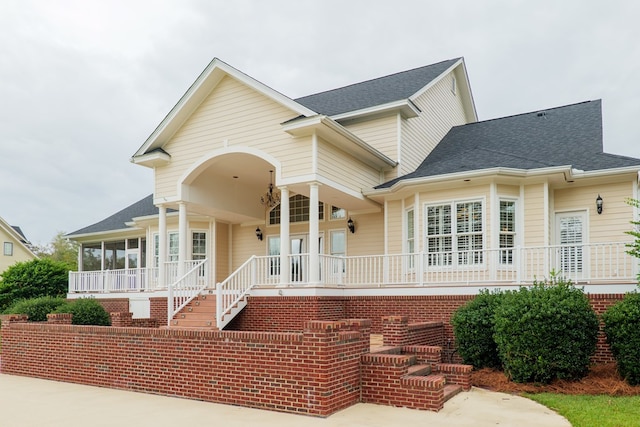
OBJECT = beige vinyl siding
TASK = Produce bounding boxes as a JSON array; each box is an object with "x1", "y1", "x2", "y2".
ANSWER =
[
  {"x1": 497, "y1": 184, "x2": 520, "y2": 198},
  {"x1": 386, "y1": 200, "x2": 403, "y2": 254},
  {"x1": 395, "y1": 72, "x2": 468, "y2": 180},
  {"x1": 345, "y1": 212, "x2": 384, "y2": 256},
  {"x1": 155, "y1": 75, "x2": 304, "y2": 198},
  {"x1": 0, "y1": 230, "x2": 35, "y2": 274},
  {"x1": 522, "y1": 183, "x2": 546, "y2": 247},
  {"x1": 215, "y1": 222, "x2": 230, "y2": 282},
  {"x1": 343, "y1": 115, "x2": 399, "y2": 161},
  {"x1": 554, "y1": 181, "x2": 634, "y2": 244},
  {"x1": 316, "y1": 137, "x2": 381, "y2": 192}
]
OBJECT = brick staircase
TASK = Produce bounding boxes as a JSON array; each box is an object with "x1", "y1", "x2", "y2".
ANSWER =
[
  {"x1": 361, "y1": 317, "x2": 472, "y2": 412},
  {"x1": 169, "y1": 293, "x2": 218, "y2": 329}
]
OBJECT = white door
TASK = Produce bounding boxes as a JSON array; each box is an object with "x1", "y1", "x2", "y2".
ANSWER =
[
  {"x1": 555, "y1": 211, "x2": 587, "y2": 281},
  {"x1": 267, "y1": 235, "x2": 308, "y2": 282}
]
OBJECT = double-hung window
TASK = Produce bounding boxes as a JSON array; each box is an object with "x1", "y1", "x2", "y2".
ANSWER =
[
  {"x1": 426, "y1": 200, "x2": 483, "y2": 266},
  {"x1": 499, "y1": 200, "x2": 516, "y2": 264}
]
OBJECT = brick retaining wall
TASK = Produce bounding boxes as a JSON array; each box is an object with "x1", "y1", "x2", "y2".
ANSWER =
[{"x1": 0, "y1": 317, "x2": 370, "y2": 417}]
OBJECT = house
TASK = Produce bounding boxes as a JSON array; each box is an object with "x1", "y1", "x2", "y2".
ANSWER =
[
  {"x1": 0, "y1": 216, "x2": 36, "y2": 276},
  {"x1": 66, "y1": 57, "x2": 640, "y2": 328}
]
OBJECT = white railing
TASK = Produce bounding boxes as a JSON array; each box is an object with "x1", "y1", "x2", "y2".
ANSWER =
[
  {"x1": 69, "y1": 268, "x2": 155, "y2": 293},
  {"x1": 168, "y1": 258, "x2": 209, "y2": 325},
  {"x1": 70, "y1": 242, "x2": 637, "y2": 295},
  {"x1": 216, "y1": 256, "x2": 260, "y2": 329}
]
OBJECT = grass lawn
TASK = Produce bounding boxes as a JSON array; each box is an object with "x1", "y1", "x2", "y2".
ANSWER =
[{"x1": 526, "y1": 394, "x2": 640, "y2": 427}]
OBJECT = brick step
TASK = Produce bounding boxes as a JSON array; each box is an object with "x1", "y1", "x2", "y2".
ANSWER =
[
  {"x1": 170, "y1": 318, "x2": 217, "y2": 328},
  {"x1": 443, "y1": 384, "x2": 463, "y2": 402},
  {"x1": 406, "y1": 364, "x2": 431, "y2": 376}
]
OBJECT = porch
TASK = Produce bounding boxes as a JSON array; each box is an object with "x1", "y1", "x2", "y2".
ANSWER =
[{"x1": 69, "y1": 241, "x2": 638, "y2": 294}]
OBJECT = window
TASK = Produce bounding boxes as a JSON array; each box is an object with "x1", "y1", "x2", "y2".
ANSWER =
[
  {"x1": 406, "y1": 209, "x2": 415, "y2": 268},
  {"x1": 192, "y1": 232, "x2": 206, "y2": 260},
  {"x1": 268, "y1": 236, "x2": 280, "y2": 276},
  {"x1": 82, "y1": 243, "x2": 102, "y2": 271},
  {"x1": 451, "y1": 75, "x2": 457, "y2": 94},
  {"x1": 4, "y1": 242, "x2": 13, "y2": 256},
  {"x1": 331, "y1": 206, "x2": 346, "y2": 220},
  {"x1": 499, "y1": 200, "x2": 516, "y2": 264},
  {"x1": 168, "y1": 232, "x2": 179, "y2": 262},
  {"x1": 330, "y1": 230, "x2": 346, "y2": 273},
  {"x1": 426, "y1": 201, "x2": 483, "y2": 266},
  {"x1": 269, "y1": 195, "x2": 324, "y2": 225}
]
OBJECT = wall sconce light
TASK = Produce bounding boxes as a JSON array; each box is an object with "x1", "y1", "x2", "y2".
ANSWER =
[
  {"x1": 596, "y1": 194, "x2": 603, "y2": 215},
  {"x1": 596, "y1": 194, "x2": 602, "y2": 215},
  {"x1": 347, "y1": 217, "x2": 355, "y2": 234},
  {"x1": 255, "y1": 227, "x2": 263, "y2": 241}
]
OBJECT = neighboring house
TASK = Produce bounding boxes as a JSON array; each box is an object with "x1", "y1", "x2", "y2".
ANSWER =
[
  {"x1": 66, "y1": 57, "x2": 640, "y2": 325},
  {"x1": 0, "y1": 216, "x2": 36, "y2": 276}
]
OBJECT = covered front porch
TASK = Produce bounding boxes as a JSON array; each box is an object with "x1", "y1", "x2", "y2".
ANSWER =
[{"x1": 68, "y1": 241, "x2": 638, "y2": 328}]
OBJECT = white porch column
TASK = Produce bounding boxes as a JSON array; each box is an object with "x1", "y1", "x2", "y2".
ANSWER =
[
  {"x1": 178, "y1": 202, "x2": 188, "y2": 277},
  {"x1": 308, "y1": 182, "x2": 320, "y2": 286},
  {"x1": 158, "y1": 205, "x2": 167, "y2": 288},
  {"x1": 279, "y1": 186, "x2": 290, "y2": 286}
]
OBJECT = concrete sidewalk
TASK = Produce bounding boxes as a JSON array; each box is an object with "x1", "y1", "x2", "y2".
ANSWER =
[{"x1": 0, "y1": 374, "x2": 570, "y2": 426}]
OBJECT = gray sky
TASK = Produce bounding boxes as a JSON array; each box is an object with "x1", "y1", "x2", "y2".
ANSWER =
[{"x1": 1, "y1": 0, "x2": 640, "y2": 246}]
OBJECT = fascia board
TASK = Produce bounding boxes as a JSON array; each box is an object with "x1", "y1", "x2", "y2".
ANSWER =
[
  {"x1": 330, "y1": 99, "x2": 420, "y2": 122},
  {"x1": 282, "y1": 116, "x2": 397, "y2": 170},
  {"x1": 130, "y1": 150, "x2": 171, "y2": 168},
  {"x1": 132, "y1": 58, "x2": 316, "y2": 159},
  {"x1": 365, "y1": 166, "x2": 574, "y2": 195}
]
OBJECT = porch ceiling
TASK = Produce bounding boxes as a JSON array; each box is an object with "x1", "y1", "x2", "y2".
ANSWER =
[{"x1": 183, "y1": 153, "x2": 379, "y2": 222}]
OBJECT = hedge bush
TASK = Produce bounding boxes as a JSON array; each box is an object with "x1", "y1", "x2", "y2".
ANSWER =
[
  {"x1": 0, "y1": 259, "x2": 70, "y2": 311},
  {"x1": 452, "y1": 289, "x2": 504, "y2": 369},
  {"x1": 602, "y1": 292, "x2": 640, "y2": 385},
  {"x1": 3, "y1": 296, "x2": 67, "y2": 322},
  {"x1": 55, "y1": 298, "x2": 111, "y2": 326},
  {"x1": 493, "y1": 279, "x2": 599, "y2": 383}
]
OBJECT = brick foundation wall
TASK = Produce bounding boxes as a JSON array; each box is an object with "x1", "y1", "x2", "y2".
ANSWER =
[
  {"x1": 235, "y1": 293, "x2": 624, "y2": 364},
  {"x1": 149, "y1": 297, "x2": 167, "y2": 326},
  {"x1": 93, "y1": 298, "x2": 129, "y2": 315},
  {"x1": 228, "y1": 296, "x2": 346, "y2": 331},
  {"x1": 0, "y1": 318, "x2": 370, "y2": 417}
]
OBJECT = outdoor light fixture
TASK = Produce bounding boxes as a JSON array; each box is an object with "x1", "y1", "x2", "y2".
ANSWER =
[
  {"x1": 596, "y1": 194, "x2": 603, "y2": 215},
  {"x1": 260, "y1": 170, "x2": 280, "y2": 208},
  {"x1": 347, "y1": 217, "x2": 355, "y2": 234},
  {"x1": 255, "y1": 227, "x2": 263, "y2": 241}
]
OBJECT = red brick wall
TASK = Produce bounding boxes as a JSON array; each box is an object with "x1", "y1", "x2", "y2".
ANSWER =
[
  {"x1": 0, "y1": 318, "x2": 369, "y2": 417},
  {"x1": 93, "y1": 298, "x2": 129, "y2": 315},
  {"x1": 149, "y1": 297, "x2": 167, "y2": 326},
  {"x1": 228, "y1": 296, "x2": 345, "y2": 331},
  {"x1": 234, "y1": 293, "x2": 623, "y2": 364}
]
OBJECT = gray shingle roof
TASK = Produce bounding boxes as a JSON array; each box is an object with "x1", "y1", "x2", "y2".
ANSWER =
[
  {"x1": 11, "y1": 226, "x2": 29, "y2": 243},
  {"x1": 295, "y1": 58, "x2": 460, "y2": 116},
  {"x1": 378, "y1": 100, "x2": 640, "y2": 188},
  {"x1": 67, "y1": 194, "x2": 172, "y2": 237}
]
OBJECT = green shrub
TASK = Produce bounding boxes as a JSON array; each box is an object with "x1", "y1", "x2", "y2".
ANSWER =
[
  {"x1": 0, "y1": 259, "x2": 70, "y2": 311},
  {"x1": 493, "y1": 279, "x2": 599, "y2": 383},
  {"x1": 602, "y1": 293, "x2": 640, "y2": 385},
  {"x1": 3, "y1": 296, "x2": 67, "y2": 322},
  {"x1": 55, "y1": 298, "x2": 111, "y2": 326},
  {"x1": 452, "y1": 289, "x2": 504, "y2": 369}
]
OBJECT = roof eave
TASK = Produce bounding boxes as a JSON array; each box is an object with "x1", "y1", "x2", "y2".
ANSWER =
[
  {"x1": 330, "y1": 99, "x2": 420, "y2": 122},
  {"x1": 282, "y1": 115, "x2": 397, "y2": 170},
  {"x1": 365, "y1": 166, "x2": 575, "y2": 196},
  {"x1": 131, "y1": 150, "x2": 171, "y2": 168},
  {"x1": 132, "y1": 58, "x2": 317, "y2": 159}
]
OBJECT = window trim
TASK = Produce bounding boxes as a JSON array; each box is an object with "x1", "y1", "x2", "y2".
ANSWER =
[
  {"x1": 424, "y1": 198, "x2": 485, "y2": 267},
  {"x1": 498, "y1": 198, "x2": 518, "y2": 266},
  {"x1": 4, "y1": 241, "x2": 13, "y2": 256}
]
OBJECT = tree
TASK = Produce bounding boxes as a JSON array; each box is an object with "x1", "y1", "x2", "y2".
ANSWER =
[
  {"x1": 33, "y1": 231, "x2": 79, "y2": 271},
  {"x1": 0, "y1": 258, "x2": 70, "y2": 311},
  {"x1": 625, "y1": 198, "x2": 640, "y2": 282}
]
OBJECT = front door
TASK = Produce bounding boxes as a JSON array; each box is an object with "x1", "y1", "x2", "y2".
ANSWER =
[
  {"x1": 555, "y1": 211, "x2": 587, "y2": 281},
  {"x1": 267, "y1": 235, "x2": 308, "y2": 282}
]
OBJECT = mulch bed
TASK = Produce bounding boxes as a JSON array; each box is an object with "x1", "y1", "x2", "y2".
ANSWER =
[{"x1": 472, "y1": 363, "x2": 640, "y2": 396}]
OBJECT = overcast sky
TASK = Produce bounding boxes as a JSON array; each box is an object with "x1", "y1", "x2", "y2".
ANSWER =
[{"x1": 1, "y1": 0, "x2": 639, "y2": 246}]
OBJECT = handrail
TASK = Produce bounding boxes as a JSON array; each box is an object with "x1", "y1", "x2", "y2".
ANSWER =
[
  {"x1": 216, "y1": 255, "x2": 261, "y2": 329},
  {"x1": 167, "y1": 258, "x2": 209, "y2": 326}
]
